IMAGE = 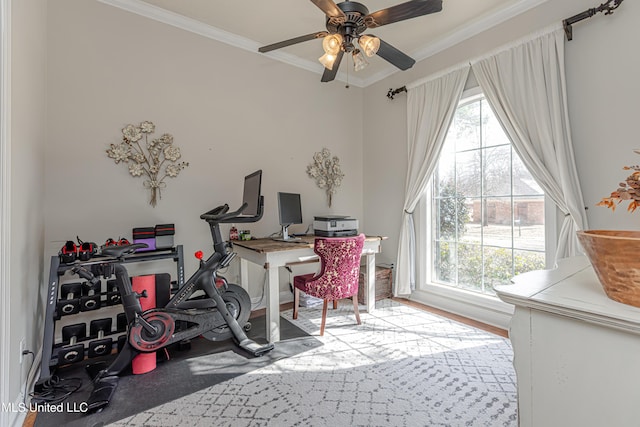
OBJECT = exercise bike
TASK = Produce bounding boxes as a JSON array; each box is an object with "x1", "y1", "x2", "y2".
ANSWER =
[{"x1": 75, "y1": 171, "x2": 274, "y2": 411}]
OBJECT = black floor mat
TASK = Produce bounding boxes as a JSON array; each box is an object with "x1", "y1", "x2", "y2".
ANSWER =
[{"x1": 34, "y1": 316, "x2": 321, "y2": 427}]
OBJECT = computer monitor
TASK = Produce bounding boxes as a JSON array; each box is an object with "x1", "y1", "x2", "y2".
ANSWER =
[
  {"x1": 240, "y1": 170, "x2": 262, "y2": 217},
  {"x1": 277, "y1": 192, "x2": 303, "y2": 241}
]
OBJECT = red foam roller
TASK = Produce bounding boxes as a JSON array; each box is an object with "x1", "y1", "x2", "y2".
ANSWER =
[{"x1": 132, "y1": 275, "x2": 157, "y2": 375}]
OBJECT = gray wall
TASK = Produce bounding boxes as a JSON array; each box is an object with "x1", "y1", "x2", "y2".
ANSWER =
[
  {"x1": 44, "y1": 0, "x2": 364, "y2": 280},
  {"x1": 3, "y1": 0, "x2": 47, "y2": 416},
  {"x1": 0, "y1": 0, "x2": 46, "y2": 423}
]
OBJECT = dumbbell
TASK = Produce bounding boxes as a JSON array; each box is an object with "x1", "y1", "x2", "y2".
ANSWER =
[
  {"x1": 90, "y1": 263, "x2": 114, "y2": 280},
  {"x1": 56, "y1": 283, "x2": 82, "y2": 316},
  {"x1": 88, "y1": 318, "x2": 113, "y2": 358},
  {"x1": 80, "y1": 281, "x2": 102, "y2": 311},
  {"x1": 106, "y1": 279, "x2": 121, "y2": 306},
  {"x1": 78, "y1": 240, "x2": 97, "y2": 261},
  {"x1": 58, "y1": 323, "x2": 86, "y2": 365}
]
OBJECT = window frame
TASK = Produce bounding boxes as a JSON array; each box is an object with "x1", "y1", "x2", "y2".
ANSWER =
[{"x1": 413, "y1": 87, "x2": 557, "y2": 319}]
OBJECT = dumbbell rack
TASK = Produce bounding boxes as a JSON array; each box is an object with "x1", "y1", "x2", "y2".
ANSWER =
[{"x1": 35, "y1": 246, "x2": 184, "y2": 392}]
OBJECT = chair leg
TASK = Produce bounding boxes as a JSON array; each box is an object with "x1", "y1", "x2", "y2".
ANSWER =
[
  {"x1": 333, "y1": 300, "x2": 338, "y2": 310},
  {"x1": 320, "y1": 299, "x2": 328, "y2": 336},
  {"x1": 293, "y1": 288, "x2": 300, "y2": 320},
  {"x1": 352, "y1": 297, "x2": 361, "y2": 325}
]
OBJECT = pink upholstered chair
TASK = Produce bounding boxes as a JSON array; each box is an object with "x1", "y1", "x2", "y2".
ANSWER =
[{"x1": 293, "y1": 234, "x2": 365, "y2": 336}]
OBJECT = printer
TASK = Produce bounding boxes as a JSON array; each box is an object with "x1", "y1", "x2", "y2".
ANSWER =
[{"x1": 313, "y1": 215, "x2": 358, "y2": 237}]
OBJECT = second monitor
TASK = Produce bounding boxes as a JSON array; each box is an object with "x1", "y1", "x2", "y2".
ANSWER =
[{"x1": 277, "y1": 192, "x2": 303, "y2": 241}]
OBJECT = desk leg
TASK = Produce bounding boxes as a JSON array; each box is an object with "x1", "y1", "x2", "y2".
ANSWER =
[
  {"x1": 365, "y1": 253, "x2": 376, "y2": 313},
  {"x1": 265, "y1": 266, "x2": 280, "y2": 342},
  {"x1": 238, "y1": 258, "x2": 250, "y2": 293}
]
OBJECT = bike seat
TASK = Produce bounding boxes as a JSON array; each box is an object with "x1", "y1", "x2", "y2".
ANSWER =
[{"x1": 101, "y1": 243, "x2": 148, "y2": 258}]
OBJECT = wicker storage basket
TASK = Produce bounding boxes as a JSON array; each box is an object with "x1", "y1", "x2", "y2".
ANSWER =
[
  {"x1": 357, "y1": 266, "x2": 393, "y2": 305},
  {"x1": 577, "y1": 230, "x2": 640, "y2": 308}
]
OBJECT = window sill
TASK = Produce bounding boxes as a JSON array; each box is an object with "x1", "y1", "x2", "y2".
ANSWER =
[{"x1": 410, "y1": 282, "x2": 514, "y2": 330}]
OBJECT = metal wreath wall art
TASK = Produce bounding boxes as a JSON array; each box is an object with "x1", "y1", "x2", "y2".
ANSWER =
[
  {"x1": 306, "y1": 148, "x2": 344, "y2": 207},
  {"x1": 106, "y1": 121, "x2": 189, "y2": 207}
]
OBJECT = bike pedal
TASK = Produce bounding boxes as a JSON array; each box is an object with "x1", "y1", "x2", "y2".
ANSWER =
[{"x1": 86, "y1": 376, "x2": 119, "y2": 412}]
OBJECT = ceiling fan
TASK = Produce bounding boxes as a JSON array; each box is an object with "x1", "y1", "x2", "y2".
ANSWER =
[{"x1": 258, "y1": 0, "x2": 443, "y2": 82}]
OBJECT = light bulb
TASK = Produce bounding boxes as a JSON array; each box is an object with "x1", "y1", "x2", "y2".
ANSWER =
[
  {"x1": 358, "y1": 35, "x2": 380, "y2": 57},
  {"x1": 353, "y1": 50, "x2": 368, "y2": 72},
  {"x1": 322, "y1": 34, "x2": 343, "y2": 55},
  {"x1": 319, "y1": 52, "x2": 338, "y2": 70}
]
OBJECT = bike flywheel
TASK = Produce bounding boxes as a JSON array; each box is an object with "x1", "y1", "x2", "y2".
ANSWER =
[{"x1": 129, "y1": 311, "x2": 175, "y2": 352}]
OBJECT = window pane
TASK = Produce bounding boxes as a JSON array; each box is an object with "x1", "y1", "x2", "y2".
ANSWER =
[
  {"x1": 514, "y1": 249, "x2": 546, "y2": 277},
  {"x1": 456, "y1": 150, "x2": 481, "y2": 197},
  {"x1": 452, "y1": 101, "x2": 480, "y2": 151},
  {"x1": 481, "y1": 99, "x2": 511, "y2": 148},
  {"x1": 482, "y1": 197, "x2": 513, "y2": 248},
  {"x1": 483, "y1": 145, "x2": 512, "y2": 196},
  {"x1": 513, "y1": 195, "x2": 545, "y2": 251},
  {"x1": 483, "y1": 246, "x2": 514, "y2": 294},
  {"x1": 513, "y1": 153, "x2": 543, "y2": 196},
  {"x1": 434, "y1": 196, "x2": 465, "y2": 241},
  {"x1": 457, "y1": 243, "x2": 482, "y2": 290},
  {"x1": 433, "y1": 241, "x2": 456, "y2": 285},
  {"x1": 460, "y1": 198, "x2": 479, "y2": 244},
  {"x1": 435, "y1": 146, "x2": 455, "y2": 197}
]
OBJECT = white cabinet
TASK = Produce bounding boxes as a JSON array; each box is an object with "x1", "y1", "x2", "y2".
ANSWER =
[{"x1": 495, "y1": 256, "x2": 640, "y2": 427}]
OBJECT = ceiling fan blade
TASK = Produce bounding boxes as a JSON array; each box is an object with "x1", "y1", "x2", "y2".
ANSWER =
[
  {"x1": 321, "y1": 50, "x2": 344, "y2": 82},
  {"x1": 365, "y1": 0, "x2": 443, "y2": 28},
  {"x1": 310, "y1": 0, "x2": 347, "y2": 23},
  {"x1": 259, "y1": 31, "x2": 328, "y2": 53},
  {"x1": 375, "y1": 38, "x2": 416, "y2": 70}
]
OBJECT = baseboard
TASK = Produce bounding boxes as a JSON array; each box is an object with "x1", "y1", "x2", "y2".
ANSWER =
[
  {"x1": 410, "y1": 287, "x2": 514, "y2": 330},
  {"x1": 250, "y1": 291, "x2": 293, "y2": 311},
  {"x1": 249, "y1": 291, "x2": 294, "y2": 319}
]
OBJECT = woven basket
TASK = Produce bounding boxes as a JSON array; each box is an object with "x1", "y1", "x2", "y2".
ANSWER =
[{"x1": 577, "y1": 230, "x2": 640, "y2": 308}]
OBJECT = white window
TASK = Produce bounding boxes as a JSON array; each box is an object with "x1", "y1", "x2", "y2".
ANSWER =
[{"x1": 427, "y1": 92, "x2": 546, "y2": 297}]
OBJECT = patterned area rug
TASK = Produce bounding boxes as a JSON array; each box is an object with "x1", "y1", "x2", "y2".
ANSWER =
[{"x1": 110, "y1": 299, "x2": 517, "y2": 427}]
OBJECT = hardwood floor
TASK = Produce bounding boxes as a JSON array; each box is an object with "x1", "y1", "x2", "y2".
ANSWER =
[{"x1": 390, "y1": 297, "x2": 509, "y2": 338}]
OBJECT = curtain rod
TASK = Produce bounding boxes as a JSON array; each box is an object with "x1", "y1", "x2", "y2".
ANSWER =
[
  {"x1": 387, "y1": 1, "x2": 623, "y2": 97},
  {"x1": 563, "y1": 0, "x2": 624, "y2": 41},
  {"x1": 387, "y1": 86, "x2": 407, "y2": 100}
]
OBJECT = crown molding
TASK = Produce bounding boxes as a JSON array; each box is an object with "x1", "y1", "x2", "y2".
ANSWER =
[
  {"x1": 98, "y1": 0, "x2": 548, "y2": 88},
  {"x1": 412, "y1": 0, "x2": 551, "y2": 63},
  {"x1": 96, "y1": 0, "x2": 366, "y2": 87},
  {"x1": 360, "y1": 0, "x2": 550, "y2": 87}
]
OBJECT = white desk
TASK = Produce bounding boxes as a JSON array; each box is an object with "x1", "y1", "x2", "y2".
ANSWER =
[
  {"x1": 495, "y1": 256, "x2": 640, "y2": 427},
  {"x1": 232, "y1": 235, "x2": 384, "y2": 342}
]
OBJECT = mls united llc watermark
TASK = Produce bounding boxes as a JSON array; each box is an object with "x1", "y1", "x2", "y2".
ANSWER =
[{"x1": 1, "y1": 401, "x2": 88, "y2": 413}]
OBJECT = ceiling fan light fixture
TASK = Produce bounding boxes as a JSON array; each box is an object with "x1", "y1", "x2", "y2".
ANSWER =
[
  {"x1": 358, "y1": 35, "x2": 380, "y2": 57},
  {"x1": 322, "y1": 33, "x2": 343, "y2": 55},
  {"x1": 353, "y1": 49, "x2": 368, "y2": 72},
  {"x1": 319, "y1": 52, "x2": 338, "y2": 70}
]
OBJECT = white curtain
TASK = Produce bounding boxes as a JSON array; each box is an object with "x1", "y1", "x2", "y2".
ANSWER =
[
  {"x1": 395, "y1": 65, "x2": 469, "y2": 296},
  {"x1": 471, "y1": 27, "x2": 588, "y2": 261}
]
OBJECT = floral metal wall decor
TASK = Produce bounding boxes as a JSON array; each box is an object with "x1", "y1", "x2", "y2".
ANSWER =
[
  {"x1": 106, "y1": 121, "x2": 189, "y2": 207},
  {"x1": 306, "y1": 148, "x2": 344, "y2": 207}
]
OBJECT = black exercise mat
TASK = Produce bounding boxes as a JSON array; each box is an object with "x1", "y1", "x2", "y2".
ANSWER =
[{"x1": 34, "y1": 316, "x2": 321, "y2": 427}]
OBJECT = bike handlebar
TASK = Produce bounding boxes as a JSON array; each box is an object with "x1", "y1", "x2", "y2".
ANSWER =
[{"x1": 200, "y1": 196, "x2": 264, "y2": 224}]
